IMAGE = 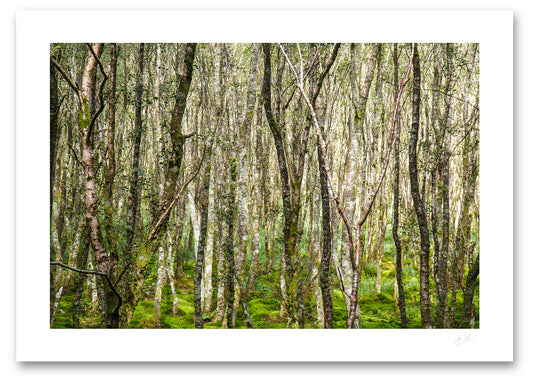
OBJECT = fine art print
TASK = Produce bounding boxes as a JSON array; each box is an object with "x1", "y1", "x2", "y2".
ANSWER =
[{"x1": 16, "y1": 11, "x2": 513, "y2": 362}]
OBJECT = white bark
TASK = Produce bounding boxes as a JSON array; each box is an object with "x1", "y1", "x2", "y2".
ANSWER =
[
  {"x1": 202, "y1": 181, "x2": 216, "y2": 313},
  {"x1": 166, "y1": 234, "x2": 179, "y2": 315},
  {"x1": 153, "y1": 244, "x2": 166, "y2": 325},
  {"x1": 188, "y1": 190, "x2": 200, "y2": 260}
]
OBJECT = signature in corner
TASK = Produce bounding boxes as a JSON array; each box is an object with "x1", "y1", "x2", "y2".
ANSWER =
[{"x1": 455, "y1": 333, "x2": 474, "y2": 346}]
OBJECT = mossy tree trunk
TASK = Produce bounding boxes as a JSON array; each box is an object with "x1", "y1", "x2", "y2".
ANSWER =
[
  {"x1": 391, "y1": 43, "x2": 408, "y2": 329},
  {"x1": 408, "y1": 44, "x2": 432, "y2": 329}
]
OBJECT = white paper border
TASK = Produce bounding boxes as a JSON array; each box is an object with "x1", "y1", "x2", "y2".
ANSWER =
[{"x1": 16, "y1": 10, "x2": 513, "y2": 362}]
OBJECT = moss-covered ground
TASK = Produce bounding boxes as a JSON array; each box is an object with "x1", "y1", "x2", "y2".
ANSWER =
[{"x1": 52, "y1": 241, "x2": 479, "y2": 329}]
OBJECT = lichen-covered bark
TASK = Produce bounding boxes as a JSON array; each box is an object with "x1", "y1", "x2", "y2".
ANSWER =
[
  {"x1": 194, "y1": 133, "x2": 214, "y2": 328},
  {"x1": 391, "y1": 43, "x2": 408, "y2": 328},
  {"x1": 49, "y1": 43, "x2": 61, "y2": 317},
  {"x1": 104, "y1": 43, "x2": 118, "y2": 280},
  {"x1": 341, "y1": 43, "x2": 380, "y2": 314},
  {"x1": 435, "y1": 43, "x2": 453, "y2": 328},
  {"x1": 460, "y1": 256, "x2": 479, "y2": 328},
  {"x1": 261, "y1": 44, "x2": 296, "y2": 319},
  {"x1": 318, "y1": 139, "x2": 334, "y2": 328},
  {"x1": 122, "y1": 43, "x2": 197, "y2": 326},
  {"x1": 408, "y1": 44, "x2": 432, "y2": 329},
  {"x1": 224, "y1": 159, "x2": 237, "y2": 328},
  {"x1": 121, "y1": 43, "x2": 145, "y2": 327}
]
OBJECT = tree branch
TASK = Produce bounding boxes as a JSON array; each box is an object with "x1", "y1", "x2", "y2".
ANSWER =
[
  {"x1": 279, "y1": 42, "x2": 355, "y2": 268},
  {"x1": 50, "y1": 57, "x2": 80, "y2": 97},
  {"x1": 356, "y1": 44, "x2": 414, "y2": 229},
  {"x1": 87, "y1": 43, "x2": 109, "y2": 141},
  {"x1": 147, "y1": 144, "x2": 207, "y2": 242},
  {"x1": 50, "y1": 260, "x2": 123, "y2": 316}
]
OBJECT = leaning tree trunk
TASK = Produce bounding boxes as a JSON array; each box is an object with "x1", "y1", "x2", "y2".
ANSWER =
[{"x1": 408, "y1": 44, "x2": 432, "y2": 329}]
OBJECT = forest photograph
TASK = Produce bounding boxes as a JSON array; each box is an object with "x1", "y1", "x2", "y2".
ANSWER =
[{"x1": 49, "y1": 42, "x2": 479, "y2": 330}]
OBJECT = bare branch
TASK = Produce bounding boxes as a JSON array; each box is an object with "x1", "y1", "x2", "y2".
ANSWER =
[
  {"x1": 278, "y1": 44, "x2": 300, "y2": 81},
  {"x1": 50, "y1": 261, "x2": 106, "y2": 277},
  {"x1": 280, "y1": 42, "x2": 355, "y2": 268},
  {"x1": 50, "y1": 261, "x2": 123, "y2": 315},
  {"x1": 50, "y1": 57, "x2": 80, "y2": 97},
  {"x1": 357, "y1": 44, "x2": 414, "y2": 229},
  {"x1": 87, "y1": 43, "x2": 109, "y2": 141},
  {"x1": 147, "y1": 144, "x2": 207, "y2": 242},
  {"x1": 68, "y1": 143, "x2": 83, "y2": 167},
  {"x1": 311, "y1": 43, "x2": 341, "y2": 106}
]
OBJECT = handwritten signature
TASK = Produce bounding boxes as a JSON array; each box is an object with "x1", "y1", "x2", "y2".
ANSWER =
[{"x1": 455, "y1": 333, "x2": 474, "y2": 346}]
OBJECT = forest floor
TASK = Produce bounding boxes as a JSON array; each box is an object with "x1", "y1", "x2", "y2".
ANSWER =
[{"x1": 52, "y1": 235, "x2": 479, "y2": 329}]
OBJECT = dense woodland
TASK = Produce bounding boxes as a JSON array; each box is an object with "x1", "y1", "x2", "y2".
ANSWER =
[{"x1": 49, "y1": 42, "x2": 479, "y2": 329}]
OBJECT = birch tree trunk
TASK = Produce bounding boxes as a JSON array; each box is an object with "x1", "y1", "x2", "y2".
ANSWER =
[
  {"x1": 408, "y1": 44, "x2": 432, "y2": 328},
  {"x1": 121, "y1": 43, "x2": 145, "y2": 327}
]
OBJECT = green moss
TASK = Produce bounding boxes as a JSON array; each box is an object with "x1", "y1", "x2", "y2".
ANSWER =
[{"x1": 78, "y1": 98, "x2": 91, "y2": 131}]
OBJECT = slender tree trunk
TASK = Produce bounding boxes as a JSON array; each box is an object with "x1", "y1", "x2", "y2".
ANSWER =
[
  {"x1": 435, "y1": 43, "x2": 453, "y2": 328},
  {"x1": 392, "y1": 43, "x2": 408, "y2": 328},
  {"x1": 121, "y1": 43, "x2": 145, "y2": 327},
  {"x1": 71, "y1": 226, "x2": 91, "y2": 328},
  {"x1": 408, "y1": 44, "x2": 432, "y2": 329},
  {"x1": 318, "y1": 138, "x2": 334, "y2": 328},
  {"x1": 224, "y1": 158, "x2": 237, "y2": 328},
  {"x1": 104, "y1": 43, "x2": 118, "y2": 280},
  {"x1": 49, "y1": 43, "x2": 62, "y2": 318},
  {"x1": 153, "y1": 244, "x2": 166, "y2": 326},
  {"x1": 202, "y1": 179, "x2": 216, "y2": 313},
  {"x1": 194, "y1": 132, "x2": 214, "y2": 328},
  {"x1": 261, "y1": 43, "x2": 296, "y2": 321},
  {"x1": 460, "y1": 256, "x2": 479, "y2": 328}
]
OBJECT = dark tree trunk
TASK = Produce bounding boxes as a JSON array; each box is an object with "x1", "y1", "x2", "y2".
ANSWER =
[
  {"x1": 49, "y1": 44, "x2": 61, "y2": 317},
  {"x1": 408, "y1": 44, "x2": 432, "y2": 328},
  {"x1": 435, "y1": 43, "x2": 453, "y2": 328},
  {"x1": 261, "y1": 43, "x2": 296, "y2": 319},
  {"x1": 104, "y1": 43, "x2": 118, "y2": 280},
  {"x1": 50, "y1": 43, "x2": 61, "y2": 216},
  {"x1": 224, "y1": 158, "x2": 237, "y2": 329},
  {"x1": 460, "y1": 256, "x2": 479, "y2": 328},
  {"x1": 392, "y1": 43, "x2": 408, "y2": 329},
  {"x1": 318, "y1": 139, "x2": 334, "y2": 328}
]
